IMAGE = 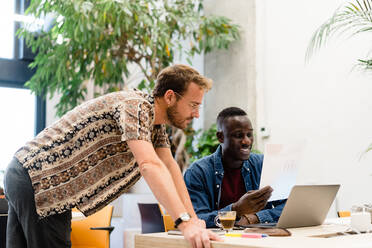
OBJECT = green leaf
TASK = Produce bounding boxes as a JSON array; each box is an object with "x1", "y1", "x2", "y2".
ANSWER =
[
  {"x1": 365, "y1": 143, "x2": 372, "y2": 153},
  {"x1": 138, "y1": 79, "x2": 147, "y2": 90},
  {"x1": 306, "y1": 0, "x2": 372, "y2": 61},
  {"x1": 19, "y1": 0, "x2": 240, "y2": 117}
]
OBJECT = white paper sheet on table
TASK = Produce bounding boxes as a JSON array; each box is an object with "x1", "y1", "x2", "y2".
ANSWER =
[{"x1": 259, "y1": 142, "x2": 306, "y2": 201}]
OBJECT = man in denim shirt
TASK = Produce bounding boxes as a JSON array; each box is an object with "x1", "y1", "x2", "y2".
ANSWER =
[{"x1": 184, "y1": 107, "x2": 286, "y2": 227}]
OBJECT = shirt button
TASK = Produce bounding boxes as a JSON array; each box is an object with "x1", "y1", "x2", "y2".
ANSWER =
[
  {"x1": 215, "y1": 171, "x2": 218, "y2": 175},
  {"x1": 216, "y1": 185, "x2": 220, "y2": 188}
]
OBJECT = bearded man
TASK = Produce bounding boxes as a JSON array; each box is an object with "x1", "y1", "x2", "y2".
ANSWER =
[{"x1": 4, "y1": 64, "x2": 221, "y2": 248}]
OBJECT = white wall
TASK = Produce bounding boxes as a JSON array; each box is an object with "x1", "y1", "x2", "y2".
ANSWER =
[
  {"x1": 256, "y1": 0, "x2": 372, "y2": 212},
  {"x1": 203, "y1": 0, "x2": 257, "y2": 130}
]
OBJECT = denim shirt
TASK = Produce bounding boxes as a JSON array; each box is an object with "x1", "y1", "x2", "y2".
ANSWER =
[{"x1": 184, "y1": 145, "x2": 286, "y2": 228}]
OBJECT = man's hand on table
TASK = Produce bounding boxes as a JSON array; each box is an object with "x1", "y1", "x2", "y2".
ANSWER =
[{"x1": 178, "y1": 218, "x2": 223, "y2": 248}]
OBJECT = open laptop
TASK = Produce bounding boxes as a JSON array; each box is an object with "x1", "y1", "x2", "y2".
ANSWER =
[{"x1": 240, "y1": 184, "x2": 340, "y2": 229}]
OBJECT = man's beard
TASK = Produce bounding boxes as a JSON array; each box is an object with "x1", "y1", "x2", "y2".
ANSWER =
[{"x1": 166, "y1": 104, "x2": 191, "y2": 129}]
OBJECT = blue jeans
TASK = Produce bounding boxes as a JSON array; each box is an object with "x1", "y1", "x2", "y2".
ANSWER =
[{"x1": 4, "y1": 157, "x2": 72, "y2": 248}]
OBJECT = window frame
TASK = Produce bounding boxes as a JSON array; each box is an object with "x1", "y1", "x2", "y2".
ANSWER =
[
  {"x1": 0, "y1": 59, "x2": 46, "y2": 135},
  {"x1": 0, "y1": 0, "x2": 45, "y2": 135}
]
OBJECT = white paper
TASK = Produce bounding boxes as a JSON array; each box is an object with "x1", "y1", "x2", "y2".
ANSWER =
[{"x1": 259, "y1": 142, "x2": 305, "y2": 201}]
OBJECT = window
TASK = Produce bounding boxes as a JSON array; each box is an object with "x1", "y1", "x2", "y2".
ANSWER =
[
  {"x1": 0, "y1": 87, "x2": 35, "y2": 164},
  {"x1": 0, "y1": 0, "x2": 45, "y2": 188},
  {"x1": 0, "y1": 1, "x2": 15, "y2": 59}
]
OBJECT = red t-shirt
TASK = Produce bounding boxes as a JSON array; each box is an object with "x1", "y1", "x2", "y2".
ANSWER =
[{"x1": 219, "y1": 167, "x2": 246, "y2": 209}]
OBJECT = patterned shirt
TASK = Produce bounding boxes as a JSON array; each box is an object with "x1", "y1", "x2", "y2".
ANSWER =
[{"x1": 15, "y1": 89, "x2": 170, "y2": 218}]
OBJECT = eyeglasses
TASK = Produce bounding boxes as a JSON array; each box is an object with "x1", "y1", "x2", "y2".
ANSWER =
[{"x1": 173, "y1": 91, "x2": 203, "y2": 113}]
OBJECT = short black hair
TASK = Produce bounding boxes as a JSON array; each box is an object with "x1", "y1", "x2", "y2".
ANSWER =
[{"x1": 217, "y1": 107, "x2": 247, "y2": 131}]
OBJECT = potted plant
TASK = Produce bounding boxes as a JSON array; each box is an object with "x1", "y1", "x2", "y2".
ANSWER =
[
  {"x1": 306, "y1": 0, "x2": 372, "y2": 154},
  {"x1": 18, "y1": 0, "x2": 240, "y2": 168}
]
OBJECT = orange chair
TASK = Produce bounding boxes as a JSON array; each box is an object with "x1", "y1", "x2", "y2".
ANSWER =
[
  {"x1": 71, "y1": 205, "x2": 114, "y2": 248},
  {"x1": 158, "y1": 204, "x2": 176, "y2": 232},
  {"x1": 337, "y1": 211, "x2": 351, "y2": 217}
]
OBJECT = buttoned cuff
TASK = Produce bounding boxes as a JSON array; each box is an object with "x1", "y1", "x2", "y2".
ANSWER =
[
  {"x1": 256, "y1": 210, "x2": 274, "y2": 223},
  {"x1": 220, "y1": 204, "x2": 233, "y2": 212}
]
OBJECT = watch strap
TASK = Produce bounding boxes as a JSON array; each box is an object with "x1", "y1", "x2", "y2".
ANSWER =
[
  {"x1": 174, "y1": 213, "x2": 191, "y2": 228},
  {"x1": 174, "y1": 217, "x2": 183, "y2": 229}
]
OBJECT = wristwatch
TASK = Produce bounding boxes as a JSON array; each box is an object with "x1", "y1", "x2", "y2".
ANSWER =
[
  {"x1": 174, "y1": 212, "x2": 191, "y2": 228},
  {"x1": 244, "y1": 214, "x2": 258, "y2": 224}
]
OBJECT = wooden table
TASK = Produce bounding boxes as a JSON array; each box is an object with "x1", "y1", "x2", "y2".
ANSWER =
[{"x1": 135, "y1": 218, "x2": 372, "y2": 248}]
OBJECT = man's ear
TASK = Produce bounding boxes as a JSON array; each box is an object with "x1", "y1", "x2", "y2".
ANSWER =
[
  {"x1": 216, "y1": 131, "x2": 224, "y2": 143},
  {"x1": 164, "y1": 90, "x2": 175, "y2": 106}
]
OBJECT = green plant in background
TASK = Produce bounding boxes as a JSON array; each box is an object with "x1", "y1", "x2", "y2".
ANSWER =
[
  {"x1": 365, "y1": 143, "x2": 372, "y2": 154},
  {"x1": 186, "y1": 124, "x2": 262, "y2": 163},
  {"x1": 306, "y1": 0, "x2": 372, "y2": 154},
  {"x1": 306, "y1": 0, "x2": 372, "y2": 65},
  {"x1": 19, "y1": 0, "x2": 240, "y2": 117},
  {"x1": 186, "y1": 124, "x2": 220, "y2": 163},
  {"x1": 18, "y1": 0, "x2": 240, "y2": 169}
]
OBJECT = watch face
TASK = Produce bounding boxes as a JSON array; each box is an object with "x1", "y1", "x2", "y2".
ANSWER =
[
  {"x1": 180, "y1": 213, "x2": 191, "y2": 221},
  {"x1": 174, "y1": 213, "x2": 191, "y2": 228}
]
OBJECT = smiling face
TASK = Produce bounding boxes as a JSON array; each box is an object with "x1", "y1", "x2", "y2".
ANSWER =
[
  {"x1": 166, "y1": 82, "x2": 204, "y2": 129},
  {"x1": 217, "y1": 115, "x2": 254, "y2": 167}
]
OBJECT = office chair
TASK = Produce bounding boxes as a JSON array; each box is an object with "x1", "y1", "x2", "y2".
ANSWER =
[
  {"x1": 71, "y1": 205, "x2": 114, "y2": 248},
  {"x1": 138, "y1": 203, "x2": 165, "y2": 233},
  {"x1": 337, "y1": 211, "x2": 351, "y2": 218},
  {"x1": 157, "y1": 204, "x2": 176, "y2": 232}
]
